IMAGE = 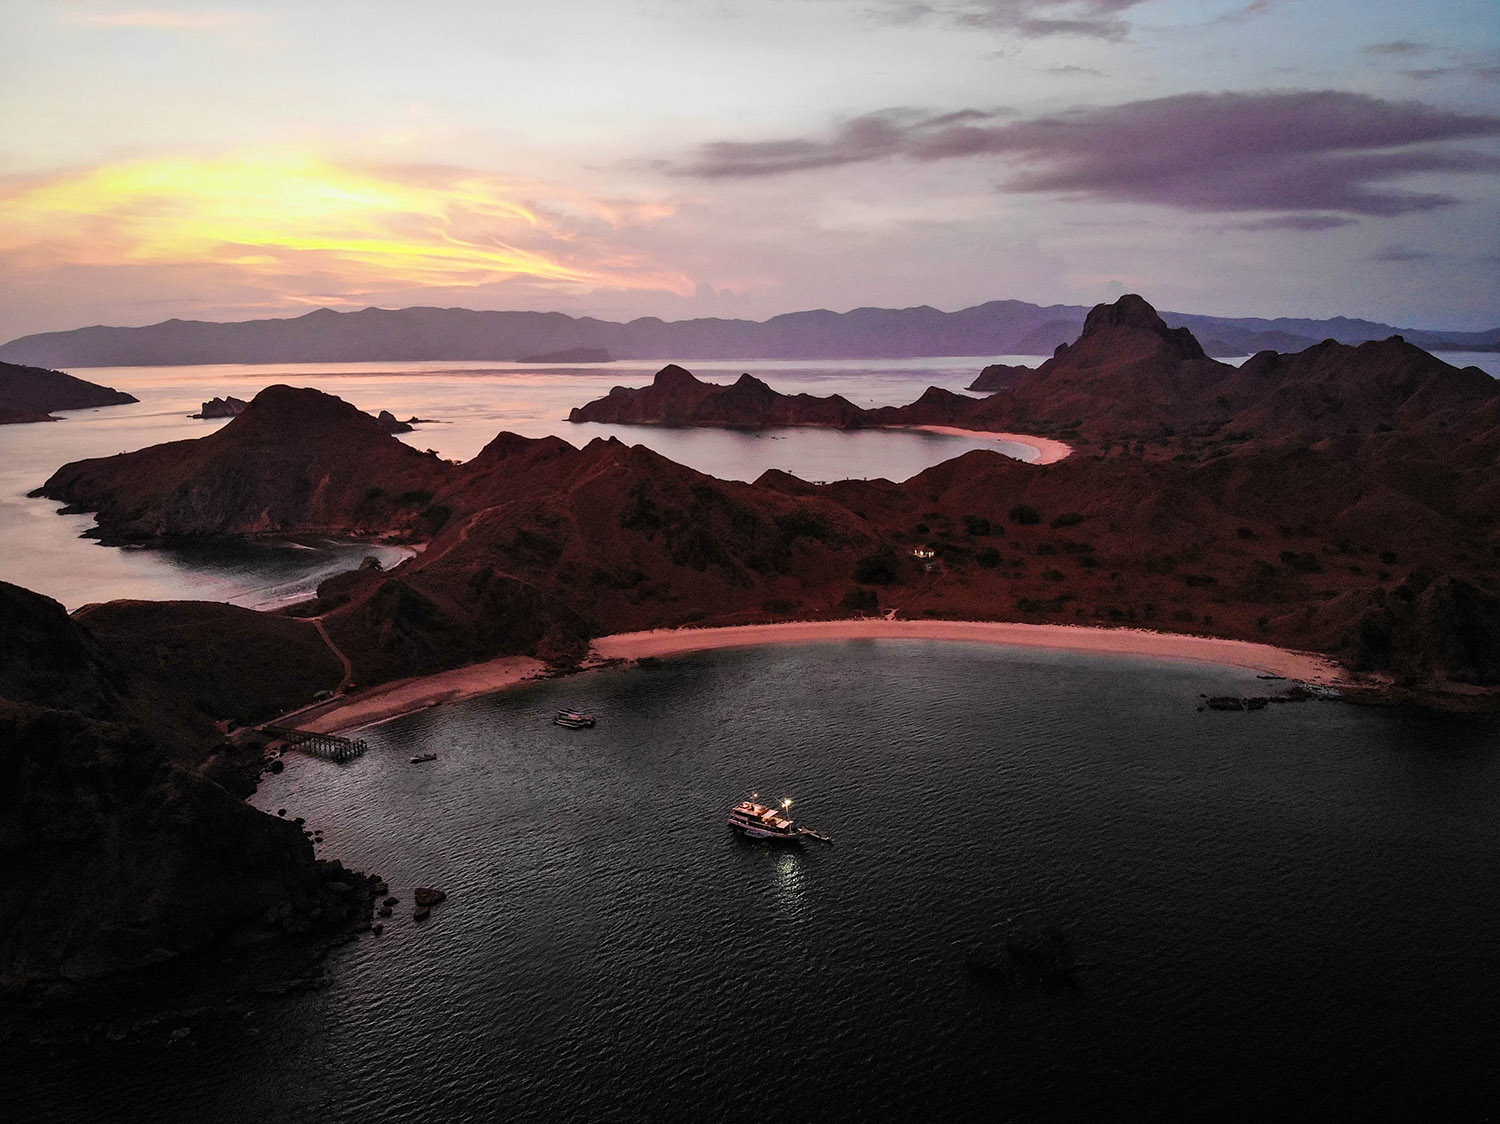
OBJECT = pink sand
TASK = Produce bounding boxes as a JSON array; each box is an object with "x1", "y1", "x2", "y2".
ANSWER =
[{"x1": 297, "y1": 619, "x2": 1342, "y2": 735}]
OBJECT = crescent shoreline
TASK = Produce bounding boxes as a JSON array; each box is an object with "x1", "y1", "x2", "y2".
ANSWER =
[{"x1": 289, "y1": 618, "x2": 1346, "y2": 736}]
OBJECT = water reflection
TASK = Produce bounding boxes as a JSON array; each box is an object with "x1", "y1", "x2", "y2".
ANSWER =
[{"x1": 771, "y1": 848, "x2": 809, "y2": 919}]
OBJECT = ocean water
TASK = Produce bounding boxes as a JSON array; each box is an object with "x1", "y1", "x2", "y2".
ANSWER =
[
  {"x1": 18, "y1": 641, "x2": 1500, "y2": 1121},
  {"x1": 0, "y1": 357, "x2": 1037, "y2": 610}
]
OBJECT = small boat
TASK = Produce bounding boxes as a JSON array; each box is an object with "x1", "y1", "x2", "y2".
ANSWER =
[
  {"x1": 410, "y1": 752, "x2": 437, "y2": 764},
  {"x1": 554, "y1": 710, "x2": 596, "y2": 728}
]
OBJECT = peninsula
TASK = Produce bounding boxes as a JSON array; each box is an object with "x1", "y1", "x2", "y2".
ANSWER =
[{"x1": 0, "y1": 360, "x2": 137, "y2": 424}]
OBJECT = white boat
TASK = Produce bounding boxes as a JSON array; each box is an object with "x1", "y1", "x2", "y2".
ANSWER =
[
  {"x1": 554, "y1": 710, "x2": 596, "y2": 728},
  {"x1": 727, "y1": 796, "x2": 801, "y2": 842}
]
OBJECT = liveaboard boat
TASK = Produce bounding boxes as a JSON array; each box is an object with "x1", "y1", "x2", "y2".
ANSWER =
[
  {"x1": 554, "y1": 710, "x2": 596, "y2": 728},
  {"x1": 727, "y1": 795, "x2": 802, "y2": 842}
]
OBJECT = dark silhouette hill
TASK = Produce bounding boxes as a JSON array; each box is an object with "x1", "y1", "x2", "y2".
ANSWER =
[
  {"x1": 0, "y1": 582, "x2": 370, "y2": 996},
  {"x1": 38, "y1": 385, "x2": 452, "y2": 541},
  {"x1": 0, "y1": 359, "x2": 136, "y2": 424},
  {"x1": 5, "y1": 301, "x2": 1493, "y2": 368}
]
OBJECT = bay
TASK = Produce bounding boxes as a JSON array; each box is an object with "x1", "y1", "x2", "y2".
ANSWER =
[{"x1": 16, "y1": 641, "x2": 1500, "y2": 1121}]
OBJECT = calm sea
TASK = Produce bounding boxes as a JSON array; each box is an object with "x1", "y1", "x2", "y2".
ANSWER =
[{"x1": 15, "y1": 641, "x2": 1500, "y2": 1121}]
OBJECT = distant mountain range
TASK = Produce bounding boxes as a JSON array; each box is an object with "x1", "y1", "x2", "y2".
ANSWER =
[{"x1": 1, "y1": 301, "x2": 1496, "y2": 369}]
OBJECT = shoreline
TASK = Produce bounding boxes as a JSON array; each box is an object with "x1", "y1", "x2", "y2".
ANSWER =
[
  {"x1": 296, "y1": 618, "x2": 1345, "y2": 735},
  {"x1": 905, "y1": 425, "x2": 1073, "y2": 464}
]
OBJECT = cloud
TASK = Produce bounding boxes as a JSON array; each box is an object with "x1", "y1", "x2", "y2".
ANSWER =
[
  {"x1": 0, "y1": 152, "x2": 693, "y2": 304},
  {"x1": 1371, "y1": 245, "x2": 1432, "y2": 262},
  {"x1": 868, "y1": 0, "x2": 1149, "y2": 40},
  {"x1": 674, "y1": 90, "x2": 1500, "y2": 217},
  {"x1": 1404, "y1": 65, "x2": 1500, "y2": 83},
  {"x1": 1230, "y1": 214, "x2": 1357, "y2": 231},
  {"x1": 61, "y1": 7, "x2": 256, "y2": 30},
  {"x1": 1364, "y1": 40, "x2": 1427, "y2": 56}
]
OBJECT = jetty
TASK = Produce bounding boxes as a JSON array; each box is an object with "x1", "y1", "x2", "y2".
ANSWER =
[{"x1": 262, "y1": 724, "x2": 368, "y2": 762}]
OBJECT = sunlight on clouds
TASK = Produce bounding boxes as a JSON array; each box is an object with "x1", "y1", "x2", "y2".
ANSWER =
[
  {"x1": 0, "y1": 152, "x2": 693, "y2": 300},
  {"x1": 60, "y1": 6, "x2": 257, "y2": 30}
]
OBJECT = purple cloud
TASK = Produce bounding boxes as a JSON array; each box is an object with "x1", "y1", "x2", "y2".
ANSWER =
[
  {"x1": 1364, "y1": 40, "x2": 1427, "y2": 56},
  {"x1": 874, "y1": 0, "x2": 1149, "y2": 40},
  {"x1": 1372, "y1": 245, "x2": 1432, "y2": 262},
  {"x1": 1404, "y1": 65, "x2": 1500, "y2": 82},
  {"x1": 1231, "y1": 214, "x2": 1357, "y2": 231},
  {"x1": 674, "y1": 90, "x2": 1500, "y2": 217}
]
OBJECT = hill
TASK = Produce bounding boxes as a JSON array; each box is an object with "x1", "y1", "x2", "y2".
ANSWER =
[
  {"x1": 0, "y1": 360, "x2": 136, "y2": 424},
  {"x1": 0, "y1": 581, "x2": 372, "y2": 1000},
  {"x1": 4, "y1": 301, "x2": 1493, "y2": 369},
  {"x1": 30, "y1": 295, "x2": 1500, "y2": 708}
]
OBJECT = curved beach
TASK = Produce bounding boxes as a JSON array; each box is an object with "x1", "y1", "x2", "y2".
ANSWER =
[
  {"x1": 908, "y1": 425, "x2": 1073, "y2": 464},
  {"x1": 297, "y1": 618, "x2": 1345, "y2": 735}
]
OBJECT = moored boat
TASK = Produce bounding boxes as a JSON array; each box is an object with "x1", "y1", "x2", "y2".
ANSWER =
[
  {"x1": 554, "y1": 710, "x2": 596, "y2": 728},
  {"x1": 727, "y1": 795, "x2": 801, "y2": 842},
  {"x1": 410, "y1": 752, "x2": 437, "y2": 763}
]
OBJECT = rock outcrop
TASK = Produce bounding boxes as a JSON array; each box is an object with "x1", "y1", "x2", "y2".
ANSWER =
[
  {"x1": 374, "y1": 409, "x2": 415, "y2": 434},
  {"x1": 967, "y1": 363, "x2": 1032, "y2": 393},
  {"x1": 193, "y1": 396, "x2": 247, "y2": 419}
]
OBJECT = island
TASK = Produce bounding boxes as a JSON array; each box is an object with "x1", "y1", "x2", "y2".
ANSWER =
[
  {"x1": 9, "y1": 293, "x2": 1498, "y2": 1031},
  {"x1": 517, "y1": 347, "x2": 612, "y2": 364},
  {"x1": 0, "y1": 359, "x2": 137, "y2": 424}
]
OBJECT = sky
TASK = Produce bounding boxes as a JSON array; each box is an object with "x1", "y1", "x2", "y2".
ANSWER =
[{"x1": 2, "y1": 0, "x2": 1498, "y2": 340}]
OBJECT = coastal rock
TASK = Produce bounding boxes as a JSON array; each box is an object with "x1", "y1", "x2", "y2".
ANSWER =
[
  {"x1": 374, "y1": 410, "x2": 414, "y2": 434},
  {"x1": 193, "y1": 396, "x2": 247, "y2": 419},
  {"x1": 1206, "y1": 697, "x2": 1245, "y2": 711},
  {"x1": 413, "y1": 887, "x2": 446, "y2": 907}
]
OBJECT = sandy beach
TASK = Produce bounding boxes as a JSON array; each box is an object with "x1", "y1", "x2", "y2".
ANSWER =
[
  {"x1": 297, "y1": 618, "x2": 1344, "y2": 735},
  {"x1": 909, "y1": 425, "x2": 1073, "y2": 464}
]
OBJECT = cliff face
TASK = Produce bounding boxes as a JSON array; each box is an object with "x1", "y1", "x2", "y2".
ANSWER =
[
  {"x1": 39, "y1": 384, "x2": 452, "y2": 541},
  {"x1": 0, "y1": 360, "x2": 137, "y2": 424}
]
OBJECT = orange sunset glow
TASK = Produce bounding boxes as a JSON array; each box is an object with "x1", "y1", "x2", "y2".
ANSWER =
[{"x1": 0, "y1": 152, "x2": 694, "y2": 300}]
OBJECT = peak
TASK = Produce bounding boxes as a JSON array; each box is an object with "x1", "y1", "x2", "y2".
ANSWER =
[
  {"x1": 1078, "y1": 294, "x2": 1207, "y2": 361},
  {"x1": 1081, "y1": 294, "x2": 1168, "y2": 337},
  {"x1": 652, "y1": 364, "x2": 702, "y2": 390},
  {"x1": 228, "y1": 385, "x2": 386, "y2": 437}
]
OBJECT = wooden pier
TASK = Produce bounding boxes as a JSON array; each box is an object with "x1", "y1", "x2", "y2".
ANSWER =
[{"x1": 262, "y1": 725, "x2": 368, "y2": 762}]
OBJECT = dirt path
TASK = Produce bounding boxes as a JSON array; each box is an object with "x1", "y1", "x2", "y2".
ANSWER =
[{"x1": 310, "y1": 617, "x2": 353, "y2": 690}]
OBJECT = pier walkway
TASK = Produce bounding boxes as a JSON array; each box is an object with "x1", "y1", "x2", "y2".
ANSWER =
[{"x1": 262, "y1": 724, "x2": 368, "y2": 762}]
